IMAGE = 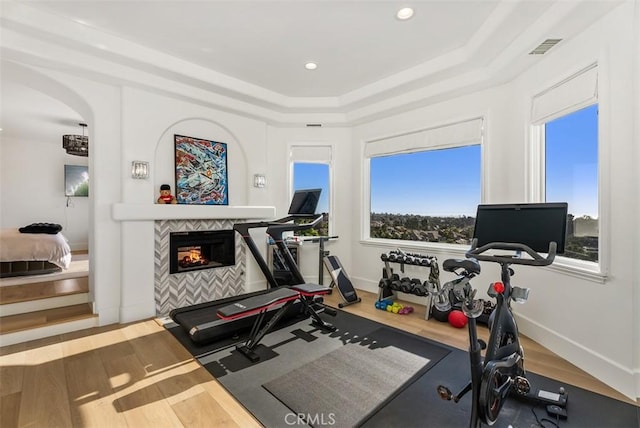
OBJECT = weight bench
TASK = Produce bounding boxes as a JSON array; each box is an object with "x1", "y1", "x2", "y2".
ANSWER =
[
  {"x1": 217, "y1": 283, "x2": 336, "y2": 362},
  {"x1": 323, "y1": 255, "x2": 361, "y2": 308}
]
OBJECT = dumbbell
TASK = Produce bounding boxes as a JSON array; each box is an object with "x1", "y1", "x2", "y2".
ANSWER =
[
  {"x1": 380, "y1": 253, "x2": 389, "y2": 262},
  {"x1": 378, "y1": 278, "x2": 391, "y2": 289},
  {"x1": 375, "y1": 299, "x2": 393, "y2": 310},
  {"x1": 412, "y1": 281, "x2": 429, "y2": 296},
  {"x1": 390, "y1": 276, "x2": 403, "y2": 291},
  {"x1": 400, "y1": 278, "x2": 413, "y2": 293},
  {"x1": 404, "y1": 255, "x2": 415, "y2": 265}
]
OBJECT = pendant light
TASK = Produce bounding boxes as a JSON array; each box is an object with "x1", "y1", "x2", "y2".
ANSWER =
[{"x1": 62, "y1": 123, "x2": 88, "y2": 157}]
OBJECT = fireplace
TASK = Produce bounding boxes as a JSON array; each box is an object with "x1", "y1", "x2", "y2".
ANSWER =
[{"x1": 169, "y1": 229, "x2": 236, "y2": 274}]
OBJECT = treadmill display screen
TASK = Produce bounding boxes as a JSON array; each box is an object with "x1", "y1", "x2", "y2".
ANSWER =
[
  {"x1": 288, "y1": 188, "x2": 321, "y2": 215},
  {"x1": 472, "y1": 203, "x2": 568, "y2": 254}
]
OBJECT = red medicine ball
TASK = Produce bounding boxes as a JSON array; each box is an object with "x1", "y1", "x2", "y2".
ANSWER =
[{"x1": 448, "y1": 310, "x2": 468, "y2": 328}]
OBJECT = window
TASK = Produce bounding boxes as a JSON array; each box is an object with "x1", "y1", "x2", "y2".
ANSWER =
[
  {"x1": 544, "y1": 105, "x2": 599, "y2": 262},
  {"x1": 290, "y1": 145, "x2": 332, "y2": 237},
  {"x1": 530, "y1": 64, "x2": 600, "y2": 267},
  {"x1": 365, "y1": 118, "x2": 483, "y2": 245}
]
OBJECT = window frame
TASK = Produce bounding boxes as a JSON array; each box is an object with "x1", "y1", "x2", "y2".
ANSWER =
[
  {"x1": 527, "y1": 64, "x2": 608, "y2": 282},
  {"x1": 362, "y1": 117, "x2": 485, "y2": 253}
]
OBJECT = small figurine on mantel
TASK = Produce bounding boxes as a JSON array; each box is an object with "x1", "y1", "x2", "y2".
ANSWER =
[{"x1": 157, "y1": 184, "x2": 177, "y2": 204}]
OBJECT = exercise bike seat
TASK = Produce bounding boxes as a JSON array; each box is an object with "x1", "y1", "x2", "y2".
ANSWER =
[{"x1": 443, "y1": 258, "x2": 481, "y2": 275}]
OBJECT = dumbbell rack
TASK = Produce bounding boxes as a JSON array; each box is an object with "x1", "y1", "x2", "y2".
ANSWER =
[{"x1": 378, "y1": 250, "x2": 440, "y2": 320}]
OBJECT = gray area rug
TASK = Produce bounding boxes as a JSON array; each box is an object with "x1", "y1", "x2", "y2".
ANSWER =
[
  {"x1": 263, "y1": 341, "x2": 431, "y2": 428},
  {"x1": 191, "y1": 312, "x2": 451, "y2": 428},
  {"x1": 168, "y1": 309, "x2": 639, "y2": 428}
]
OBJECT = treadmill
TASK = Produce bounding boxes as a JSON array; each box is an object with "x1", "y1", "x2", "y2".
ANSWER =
[{"x1": 169, "y1": 189, "x2": 326, "y2": 344}]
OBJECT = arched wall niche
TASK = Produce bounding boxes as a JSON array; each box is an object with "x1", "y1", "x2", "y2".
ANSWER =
[{"x1": 153, "y1": 118, "x2": 250, "y2": 205}]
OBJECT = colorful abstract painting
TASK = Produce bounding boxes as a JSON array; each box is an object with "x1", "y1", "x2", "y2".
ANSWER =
[{"x1": 174, "y1": 135, "x2": 228, "y2": 205}]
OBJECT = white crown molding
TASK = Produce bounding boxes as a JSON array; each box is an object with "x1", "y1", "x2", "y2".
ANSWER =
[{"x1": 0, "y1": 0, "x2": 622, "y2": 126}]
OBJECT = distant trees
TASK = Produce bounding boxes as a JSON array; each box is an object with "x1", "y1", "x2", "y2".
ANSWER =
[
  {"x1": 370, "y1": 213, "x2": 475, "y2": 244},
  {"x1": 370, "y1": 212, "x2": 598, "y2": 263}
]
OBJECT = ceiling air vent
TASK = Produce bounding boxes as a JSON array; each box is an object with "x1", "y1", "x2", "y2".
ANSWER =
[
  {"x1": 529, "y1": 39, "x2": 562, "y2": 55},
  {"x1": 306, "y1": 123, "x2": 322, "y2": 127}
]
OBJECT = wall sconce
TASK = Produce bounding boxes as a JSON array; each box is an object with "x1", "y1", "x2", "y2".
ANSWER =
[
  {"x1": 253, "y1": 174, "x2": 266, "y2": 188},
  {"x1": 131, "y1": 161, "x2": 150, "y2": 179}
]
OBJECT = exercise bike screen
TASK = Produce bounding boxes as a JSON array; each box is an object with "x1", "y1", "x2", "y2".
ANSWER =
[
  {"x1": 288, "y1": 188, "x2": 321, "y2": 215},
  {"x1": 472, "y1": 203, "x2": 568, "y2": 254}
]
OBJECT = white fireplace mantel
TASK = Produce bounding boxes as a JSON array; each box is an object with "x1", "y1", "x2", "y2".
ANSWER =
[{"x1": 111, "y1": 203, "x2": 276, "y2": 221}]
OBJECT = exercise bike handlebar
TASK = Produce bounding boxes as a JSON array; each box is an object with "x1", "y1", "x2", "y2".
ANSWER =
[{"x1": 465, "y1": 239, "x2": 557, "y2": 267}]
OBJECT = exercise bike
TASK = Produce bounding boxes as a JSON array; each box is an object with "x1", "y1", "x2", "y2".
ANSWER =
[{"x1": 433, "y1": 239, "x2": 569, "y2": 427}]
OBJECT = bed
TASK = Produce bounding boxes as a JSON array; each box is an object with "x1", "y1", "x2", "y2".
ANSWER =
[{"x1": 0, "y1": 228, "x2": 72, "y2": 278}]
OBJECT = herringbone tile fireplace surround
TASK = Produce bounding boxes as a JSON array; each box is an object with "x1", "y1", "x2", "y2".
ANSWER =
[{"x1": 154, "y1": 219, "x2": 246, "y2": 316}]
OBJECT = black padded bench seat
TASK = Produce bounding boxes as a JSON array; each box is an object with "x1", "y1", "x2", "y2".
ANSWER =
[
  {"x1": 217, "y1": 288, "x2": 299, "y2": 320},
  {"x1": 217, "y1": 284, "x2": 331, "y2": 320},
  {"x1": 216, "y1": 283, "x2": 335, "y2": 362}
]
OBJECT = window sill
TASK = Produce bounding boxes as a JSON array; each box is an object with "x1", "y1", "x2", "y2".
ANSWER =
[
  {"x1": 545, "y1": 257, "x2": 606, "y2": 284},
  {"x1": 360, "y1": 238, "x2": 468, "y2": 258},
  {"x1": 361, "y1": 238, "x2": 606, "y2": 284}
]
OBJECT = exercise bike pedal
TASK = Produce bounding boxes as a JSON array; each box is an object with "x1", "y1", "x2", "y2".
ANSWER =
[
  {"x1": 437, "y1": 385, "x2": 453, "y2": 401},
  {"x1": 514, "y1": 376, "x2": 531, "y2": 395}
]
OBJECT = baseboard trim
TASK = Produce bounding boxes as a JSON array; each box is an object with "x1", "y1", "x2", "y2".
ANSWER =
[
  {"x1": 119, "y1": 302, "x2": 155, "y2": 324},
  {"x1": 516, "y1": 313, "x2": 637, "y2": 400}
]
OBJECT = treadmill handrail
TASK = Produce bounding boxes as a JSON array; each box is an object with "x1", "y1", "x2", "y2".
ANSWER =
[
  {"x1": 232, "y1": 213, "x2": 324, "y2": 289},
  {"x1": 266, "y1": 214, "x2": 324, "y2": 241}
]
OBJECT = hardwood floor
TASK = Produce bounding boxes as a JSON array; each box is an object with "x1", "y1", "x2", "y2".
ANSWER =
[{"x1": 0, "y1": 290, "x2": 636, "y2": 428}]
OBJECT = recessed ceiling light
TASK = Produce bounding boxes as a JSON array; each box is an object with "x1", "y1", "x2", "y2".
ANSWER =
[
  {"x1": 305, "y1": 62, "x2": 318, "y2": 70},
  {"x1": 396, "y1": 7, "x2": 414, "y2": 20}
]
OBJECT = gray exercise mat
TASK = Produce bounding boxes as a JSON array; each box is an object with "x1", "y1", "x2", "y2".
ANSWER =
[{"x1": 263, "y1": 341, "x2": 431, "y2": 428}]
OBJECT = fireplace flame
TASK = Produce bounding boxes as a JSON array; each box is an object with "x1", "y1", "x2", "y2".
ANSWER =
[
  {"x1": 189, "y1": 248, "x2": 202, "y2": 262},
  {"x1": 179, "y1": 247, "x2": 209, "y2": 268}
]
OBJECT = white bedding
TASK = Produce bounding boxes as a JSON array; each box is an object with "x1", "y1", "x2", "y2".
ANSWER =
[{"x1": 0, "y1": 228, "x2": 72, "y2": 269}]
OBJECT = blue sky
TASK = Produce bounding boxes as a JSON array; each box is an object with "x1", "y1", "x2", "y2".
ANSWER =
[
  {"x1": 370, "y1": 145, "x2": 481, "y2": 216},
  {"x1": 545, "y1": 104, "x2": 598, "y2": 217},
  {"x1": 293, "y1": 163, "x2": 330, "y2": 213},
  {"x1": 294, "y1": 104, "x2": 598, "y2": 218}
]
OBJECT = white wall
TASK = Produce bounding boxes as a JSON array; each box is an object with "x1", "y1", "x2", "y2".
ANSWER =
[
  {"x1": 0, "y1": 83, "x2": 89, "y2": 250},
  {"x1": 350, "y1": 2, "x2": 639, "y2": 399},
  {"x1": 0, "y1": 135, "x2": 89, "y2": 249}
]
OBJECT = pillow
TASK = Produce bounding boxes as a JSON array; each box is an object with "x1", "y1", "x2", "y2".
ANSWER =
[{"x1": 18, "y1": 223, "x2": 63, "y2": 234}]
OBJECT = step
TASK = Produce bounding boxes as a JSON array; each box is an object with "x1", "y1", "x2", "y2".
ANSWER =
[
  {"x1": 0, "y1": 314, "x2": 99, "y2": 347},
  {"x1": 0, "y1": 303, "x2": 96, "y2": 335},
  {"x1": 0, "y1": 277, "x2": 89, "y2": 305},
  {"x1": 0, "y1": 293, "x2": 90, "y2": 317}
]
